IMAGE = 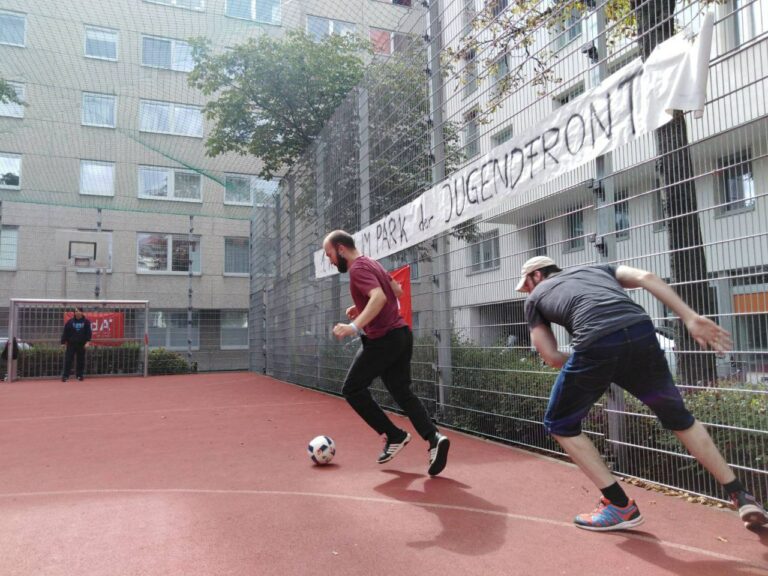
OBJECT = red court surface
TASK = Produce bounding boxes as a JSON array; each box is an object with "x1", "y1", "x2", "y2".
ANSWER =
[{"x1": 1, "y1": 372, "x2": 766, "y2": 576}]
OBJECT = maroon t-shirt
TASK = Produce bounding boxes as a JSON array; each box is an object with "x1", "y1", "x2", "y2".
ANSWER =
[{"x1": 349, "y1": 256, "x2": 407, "y2": 339}]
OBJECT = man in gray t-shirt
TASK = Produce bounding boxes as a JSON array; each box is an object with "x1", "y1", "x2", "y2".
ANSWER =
[
  {"x1": 524, "y1": 264, "x2": 648, "y2": 350},
  {"x1": 517, "y1": 256, "x2": 767, "y2": 532}
]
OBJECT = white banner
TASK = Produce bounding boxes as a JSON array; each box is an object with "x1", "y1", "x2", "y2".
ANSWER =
[{"x1": 314, "y1": 13, "x2": 714, "y2": 278}]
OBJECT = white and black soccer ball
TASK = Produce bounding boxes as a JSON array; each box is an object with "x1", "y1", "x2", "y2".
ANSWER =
[{"x1": 307, "y1": 435, "x2": 336, "y2": 465}]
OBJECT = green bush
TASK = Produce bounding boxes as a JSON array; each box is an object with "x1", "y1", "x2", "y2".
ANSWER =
[
  {"x1": 617, "y1": 389, "x2": 768, "y2": 505},
  {"x1": 148, "y1": 348, "x2": 192, "y2": 375},
  {"x1": 15, "y1": 343, "x2": 142, "y2": 378}
]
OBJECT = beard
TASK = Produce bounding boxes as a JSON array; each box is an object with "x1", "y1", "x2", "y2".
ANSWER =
[{"x1": 336, "y1": 252, "x2": 349, "y2": 273}]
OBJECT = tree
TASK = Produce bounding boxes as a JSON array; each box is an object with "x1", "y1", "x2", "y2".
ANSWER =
[
  {"x1": 632, "y1": 0, "x2": 717, "y2": 384},
  {"x1": 188, "y1": 30, "x2": 371, "y2": 180},
  {"x1": 449, "y1": 0, "x2": 718, "y2": 383}
]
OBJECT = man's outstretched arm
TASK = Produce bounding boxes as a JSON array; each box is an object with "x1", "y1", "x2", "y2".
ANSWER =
[{"x1": 615, "y1": 265, "x2": 732, "y2": 352}]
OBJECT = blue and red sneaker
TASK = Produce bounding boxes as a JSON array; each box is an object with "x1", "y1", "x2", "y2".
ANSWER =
[{"x1": 574, "y1": 497, "x2": 645, "y2": 531}]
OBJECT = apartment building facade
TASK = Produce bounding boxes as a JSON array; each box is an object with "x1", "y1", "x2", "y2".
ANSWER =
[
  {"x1": 442, "y1": 0, "x2": 768, "y2": 379},
  {"x1": 0, "y1": 0, "x2": 419, "y2": 370}
]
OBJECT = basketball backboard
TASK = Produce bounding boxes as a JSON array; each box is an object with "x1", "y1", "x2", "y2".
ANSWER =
[{"x1": 55, "y1": 230, "x2": 111, "y2": 269}]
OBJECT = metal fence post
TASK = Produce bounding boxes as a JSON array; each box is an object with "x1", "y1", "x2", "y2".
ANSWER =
[
  {"x1": 585, "y1": 2, "x2": 626, "y2": 471},
  {"x1": 426, "y1": 0, "x2": 452, "y2": 414}
]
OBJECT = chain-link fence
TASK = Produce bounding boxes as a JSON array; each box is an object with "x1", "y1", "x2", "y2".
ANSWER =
[{"x1": 252, "y1": 0, "x2": 768, "y2": 504}]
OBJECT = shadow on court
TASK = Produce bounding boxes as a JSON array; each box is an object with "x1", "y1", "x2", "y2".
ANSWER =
[{"x1": 374, "y1": 470, "x2": 508, "y2": 555}]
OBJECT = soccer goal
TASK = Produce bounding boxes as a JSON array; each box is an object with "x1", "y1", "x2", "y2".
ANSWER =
[{"x1": 6, "y1": 299, "x2": 150, "y2": 382}]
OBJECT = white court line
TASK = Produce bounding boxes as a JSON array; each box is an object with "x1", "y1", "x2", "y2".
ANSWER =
[
  {"x1": 0, "y1": 401, "x2": 331, "y2": 424},
  {"x1": 0, "y1": 488, "x2": 765, "y2": 572}
]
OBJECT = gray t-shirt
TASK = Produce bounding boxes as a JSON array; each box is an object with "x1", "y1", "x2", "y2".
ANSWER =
[{"x1": 525, "y1": 264, "x2": 649, "y2": 350}]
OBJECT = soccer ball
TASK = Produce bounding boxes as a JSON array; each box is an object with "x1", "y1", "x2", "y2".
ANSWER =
[{"x1": 308, "y1": 435, "x2": 336, "y2": 465}]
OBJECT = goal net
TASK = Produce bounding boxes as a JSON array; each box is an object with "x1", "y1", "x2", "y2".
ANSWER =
[{"x1": 6, "y1": 299, "x2": 149, "y2": 382}]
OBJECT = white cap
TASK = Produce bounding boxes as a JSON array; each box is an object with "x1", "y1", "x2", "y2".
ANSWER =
[{"x1": 515, "y1": 256, "x2": 557, "y2": 292}]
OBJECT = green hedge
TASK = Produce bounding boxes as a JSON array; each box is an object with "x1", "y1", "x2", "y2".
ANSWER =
[
  {"x1": 15, "y1": 344, "x2": 142, "y2": 378},
  {"x1": 148, "y1": 348, "x2": 193, "y2": 375},
  {"x1": 4, "y1": 345, "x2": 194, "y2": 378}
]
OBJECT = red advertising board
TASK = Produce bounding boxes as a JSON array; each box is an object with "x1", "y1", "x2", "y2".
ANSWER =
[
  {"x1": 390, "y1": 265, "x2": 412, "y2": 328},
  {"x1": 64, "y1": 312, "x2": 125, "y2": 347}
]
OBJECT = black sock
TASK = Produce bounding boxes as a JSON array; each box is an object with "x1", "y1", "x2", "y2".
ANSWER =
[
  {"x1": 388, "y1": 429, "x2": 407, "y2": 442},
  {"x1": 601, "y1": 482, "x2": 629, "y2": 507},
  {"x1": 723, "y1": 479, "x2": 745, "y2": 495}
]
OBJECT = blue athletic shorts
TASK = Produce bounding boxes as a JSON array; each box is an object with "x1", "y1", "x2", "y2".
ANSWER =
[{"x1": 544, "y1": 320, "x2": 695, "y2": 437}]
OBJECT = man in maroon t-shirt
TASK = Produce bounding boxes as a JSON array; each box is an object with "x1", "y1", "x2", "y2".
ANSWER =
[{"x1": 323, "y1": 230, "x2": 450, "y2": 476}]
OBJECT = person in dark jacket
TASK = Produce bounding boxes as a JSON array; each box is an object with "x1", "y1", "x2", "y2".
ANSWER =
[{"x1": 61, "y1": 307, "x2": 92, "y2": 382}]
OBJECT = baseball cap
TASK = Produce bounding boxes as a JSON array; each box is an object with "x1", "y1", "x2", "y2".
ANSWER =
[{"x1": 515, "y1": 256, "x2": 557, "y2": 292}]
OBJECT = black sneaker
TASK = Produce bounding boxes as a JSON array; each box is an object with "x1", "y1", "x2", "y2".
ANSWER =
[
  {"x1": 731, "y1": 491, "x2": 768, "y2": 528},
  {"x1": 76, "y1": 376, "x2": 84, "y2": 381},
  {"x1": 377, "y1": 431, "x2": 411, "y2": 464},
  {"x1": 428, "y1": 433, "x2": 450, "y2": 476},
  {"x1": 61, "y1": 376, "x2": 68, "y2": 382}
]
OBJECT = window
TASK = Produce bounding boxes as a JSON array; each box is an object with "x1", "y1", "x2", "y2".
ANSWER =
[
  {"x1": 724, "y1": 0, "x2": 762, "y2": 49},
  {"x1": 254, "y1": 177, "x2": 278, "y2": 205},
  {"x1": 553, "y1": 7, "x2": 582, "y2": 48},
  {"x1": 306, "y1": 15, "x2": 355, "y2": 40},
  {"x1": 553, "y1": 83, "x2": 584, "y2": 109},
  {"x1": 137, "y1": 233, "x2": 201, "y2": 273},
  {"x1": 82, "y1": 93, "x2": 116, "y2": 127},
  {"x1": 225, "y1": 237, "x2": 249, "y2": 275},
  {"x1": 718, "y1": 151, "x2": 755, "y2": 213},
  {"x1": 463, "y1": 49, "x2": 478, "y2": 98},
  {"x1": 469, "y1": 230, "x2": 500, "y2": 273},
  {"x1": 492, "y1": 125, "x2": 513, "y2": 147},
  {"x1": 0, "y1": 10, "x2": 25, "y2": 47},
  {"x1": 390, "y1": 0, "x2": 412, "y2": 5},
  {"x1": 80, "y1": 161, "x2": 115, "y2": 196},
  {"x1": 492, "y1": 52, "x2": 509, "y2": 96},
  {"x1": 140, "y1": 100, "x2": 202, "y2": 137},
  {"x1": 0, "y1": 153, "x2": 21, "y2": 189},
  {"x1": 0, "y1": 81, "x2": 24, "y2": 118},
  {"x1": 615, "y1": 190, "x2": 630, "y2": 239},
  {"x1": 0, "y1": 226, "x2": 18, "y2": 269},
  {"x1": 488, "y1": 0, "x2": 508, "y2": 18},
  {"x1": 139, "y1": 167, "x2": 202, "y2": 202},
  {"x1": 85, "y1": 27, "x2": 118, "y2": 60},
  {"x1": 388, "y1": 248, "x2": 420, "y2": 282},
  {"x1": 144, "y1": 0, "x2": 204, "y2": 10},
  {"x1": 464, "y1": 109, "x2": 479, "y2": 158},
  {"x1": 142, "y1": 36, "x2": 194, "y2": 72},
  {"x1": 149, "y1": 310, "x2": 200, "y2": 350},
  {"x1": 530, "y1": 220, "x2": 547, "y2": 256},
  {"x1": 224, "y1": 174, "x2": 252, "y2": 205},
  {"x1": 370, "y1": 28, "x2": 409, "y2": 55},
  {"x1": 226, "y1": 0, "x2": 281, "y2": 25},
  {"x1": 565, "y1": 209, "x2": 584, "y2": 251},
  {"x1": 227, "y1": 176, "x2": 277, "y2": 206},
  {"x1": 221, "y1": 310, "x2": 249, "y2": 349}
]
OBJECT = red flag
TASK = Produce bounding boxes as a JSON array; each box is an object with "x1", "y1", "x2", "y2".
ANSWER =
[{"x1": 390, "y1": 265, "x2": 412, "y2": 328}]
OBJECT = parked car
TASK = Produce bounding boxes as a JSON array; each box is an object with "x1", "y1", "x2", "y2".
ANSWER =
[{"x1": 0, "y1": 336, "x2": 32, "y2": 354}]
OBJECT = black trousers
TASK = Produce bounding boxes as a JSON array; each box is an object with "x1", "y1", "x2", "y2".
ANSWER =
[
  {"x1": 342, "y1": 326, "x2": 436, "y2": 440},
  {"x1": 63, "y1": 344, "x2": 86, "y2": 379}
]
